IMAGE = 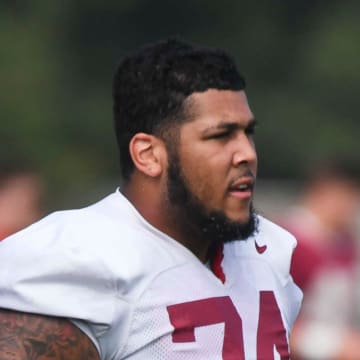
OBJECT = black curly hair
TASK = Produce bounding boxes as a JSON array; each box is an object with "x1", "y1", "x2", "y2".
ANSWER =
[{"x1": 113, "y1": 38, "x2": 246, "y2": 181}]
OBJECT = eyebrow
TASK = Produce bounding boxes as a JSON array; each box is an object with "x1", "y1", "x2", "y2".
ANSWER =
[{"x1": 201, "y1": 118, "x2": 257, "y2": 135}]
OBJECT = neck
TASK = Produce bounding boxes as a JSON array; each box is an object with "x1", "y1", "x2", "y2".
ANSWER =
[{"x1": 122, "y1": 177, "x2": 212, "y2": 263}]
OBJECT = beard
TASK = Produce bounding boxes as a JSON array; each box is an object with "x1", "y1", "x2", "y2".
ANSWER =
[{"x1": 166, "y1": 149, "x2": 258, "y2": 245}]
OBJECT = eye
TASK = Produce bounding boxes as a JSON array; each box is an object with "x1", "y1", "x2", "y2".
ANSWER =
[
  {"x1": 209, "y1": 131, "x2": 231, "y2": 140},
  {"x1": 245, "y1": 122, "x2": 257, "y2": 136}
]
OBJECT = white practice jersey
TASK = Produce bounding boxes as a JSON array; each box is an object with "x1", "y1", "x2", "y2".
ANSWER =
[{"x1": 0, "y1": 190, "x2": 302, "y2": 359}]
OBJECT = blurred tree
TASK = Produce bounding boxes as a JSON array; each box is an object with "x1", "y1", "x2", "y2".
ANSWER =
[{"x1": 1, "y1": 0, "x2": 358, "y2": 208}]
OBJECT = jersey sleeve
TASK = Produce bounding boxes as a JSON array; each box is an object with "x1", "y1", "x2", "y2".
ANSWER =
[{"x1": 0, "y1": 210, "x2": 135, "y2": 359}]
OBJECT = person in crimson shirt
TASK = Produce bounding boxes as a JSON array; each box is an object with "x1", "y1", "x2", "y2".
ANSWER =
[
  {"x1": 281, "y1": 158, "x2": 360, "y2": 360},
  {"x1": 0, "y1": 158, "x2": 44, "y2": 240},
  {"x1": 0, "y1": 38, "x2": 302, "y2": 359}
]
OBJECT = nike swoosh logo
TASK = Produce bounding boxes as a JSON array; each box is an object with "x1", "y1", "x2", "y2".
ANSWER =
[{"x1": 255, "y1": 240, "x2": 267, "y2": 254}]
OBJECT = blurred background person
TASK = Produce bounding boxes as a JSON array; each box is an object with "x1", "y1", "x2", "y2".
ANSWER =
[
  {"x1": 280, "y1": 156, "x2": 360, "y2": 360},
  {"x1": 0, "y1": 157, "x2": 45, "y2": 240}
]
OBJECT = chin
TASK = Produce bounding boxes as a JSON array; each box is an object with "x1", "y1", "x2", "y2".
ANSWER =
[
  {"x1": 202, "y1": 206, "x2": 258, "y2": 244},
  {"x1": 226, "y1": 210, "x2": 251, "y2": 225}
]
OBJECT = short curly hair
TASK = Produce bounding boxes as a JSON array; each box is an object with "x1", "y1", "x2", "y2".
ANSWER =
[{"x1": 113, "y1": 38, "x2": 246, "y2": 181}]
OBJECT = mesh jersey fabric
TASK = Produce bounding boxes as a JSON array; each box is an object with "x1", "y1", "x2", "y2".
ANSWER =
[{"x1": 0, "y1": 189, "x2": 302, "y2": 359}]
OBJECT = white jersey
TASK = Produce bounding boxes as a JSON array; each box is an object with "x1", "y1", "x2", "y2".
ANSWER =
[{"x1": 0, "y1": 190, "x2": 302, "y2": 359}]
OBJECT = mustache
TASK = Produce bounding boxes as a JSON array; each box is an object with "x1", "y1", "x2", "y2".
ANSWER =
[{"x1": 231, "y1": 168, "x2": 256, "y2": 182}]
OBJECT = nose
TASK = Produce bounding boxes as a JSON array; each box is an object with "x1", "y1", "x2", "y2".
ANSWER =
[{"x1": 232, "y1": 134, "x2": 257, "y2": 169}]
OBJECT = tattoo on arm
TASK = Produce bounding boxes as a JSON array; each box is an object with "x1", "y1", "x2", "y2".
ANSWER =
[{"x1": 0, "y1": 308, "x2": 99, "y2": 360}]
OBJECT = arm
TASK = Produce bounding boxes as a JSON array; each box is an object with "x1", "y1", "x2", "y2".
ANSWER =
[{"x1": 0, "y1": 308, "x2": 100, "y2": 360}]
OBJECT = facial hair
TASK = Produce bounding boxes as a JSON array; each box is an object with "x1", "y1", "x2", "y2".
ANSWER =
[{"x1": 166, "y1": 149, "x2": 258, "y2": 245}]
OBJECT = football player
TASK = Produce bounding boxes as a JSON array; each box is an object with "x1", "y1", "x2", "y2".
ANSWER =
[{"x1": 0, "y1": 38, "x2": 302, "y2": 359}]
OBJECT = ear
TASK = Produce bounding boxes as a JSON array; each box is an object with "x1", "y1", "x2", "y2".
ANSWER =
[{"x1": 129, "y1": 133, "x2": 165, "y2": 177}]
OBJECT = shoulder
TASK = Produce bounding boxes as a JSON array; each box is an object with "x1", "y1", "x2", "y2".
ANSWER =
[
  {"x1": 223, "y1": 216, "x2": 303, "y2": 327},
  {"x1": 1, "y1": 190, "x2": 154, "y2": 258},
  {"x1": 256, "y1": 215, "x2": 298, "y2": 253},
  {"x1": 227, "y1": 215, "x2": 298, "y2": 285},
  {"x1": 0, "y1": 192, "x2": 187, "y2": 358},
  {"x1": 0, "y1": 191, "x2": 188, "y2": 309},
  {"x1": 256, "y1": 216, "x2": 298, "y2": 281}
]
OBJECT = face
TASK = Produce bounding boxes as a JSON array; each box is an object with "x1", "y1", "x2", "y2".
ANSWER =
[
  {"x1": 166, "y1": 89, "x2": 258, "y2": 243},
  {"x1": 0, "y1": 174, "x2": 43, "y2": 235},
  {"x1": 321, "y1": 179, "x2": 360, "y2": 229}
]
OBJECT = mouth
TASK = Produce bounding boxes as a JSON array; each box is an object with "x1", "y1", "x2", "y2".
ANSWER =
[{"x1": 228, "y1": 176, "x2": 255, "y2": 199}]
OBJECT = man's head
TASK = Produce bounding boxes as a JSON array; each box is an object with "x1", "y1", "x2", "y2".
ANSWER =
[
  {"x1": 0, "y1": 159, "x2": 44, "y2": 239},
  {"x1": 303, "y1": 156, "x2": 360, "y2": 231},
  {"x1": 113, "y1": 38, "x2": 246, "y2": 181},
  {"x1": 113, "y1": 39, "x2": 258, "y2": 247}
]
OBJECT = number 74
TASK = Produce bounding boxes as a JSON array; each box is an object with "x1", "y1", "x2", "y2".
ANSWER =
[{"x1": 167, "y1": 291, "x2": 289, "y2": 359}]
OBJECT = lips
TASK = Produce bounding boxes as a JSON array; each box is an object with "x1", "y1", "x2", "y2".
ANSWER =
[
  {"x1": 228, "y1": 175, "x2": 255, "y2": 199},
  {"x1": 229, "y1": 176, "x2": 254, "y2": 191}
]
